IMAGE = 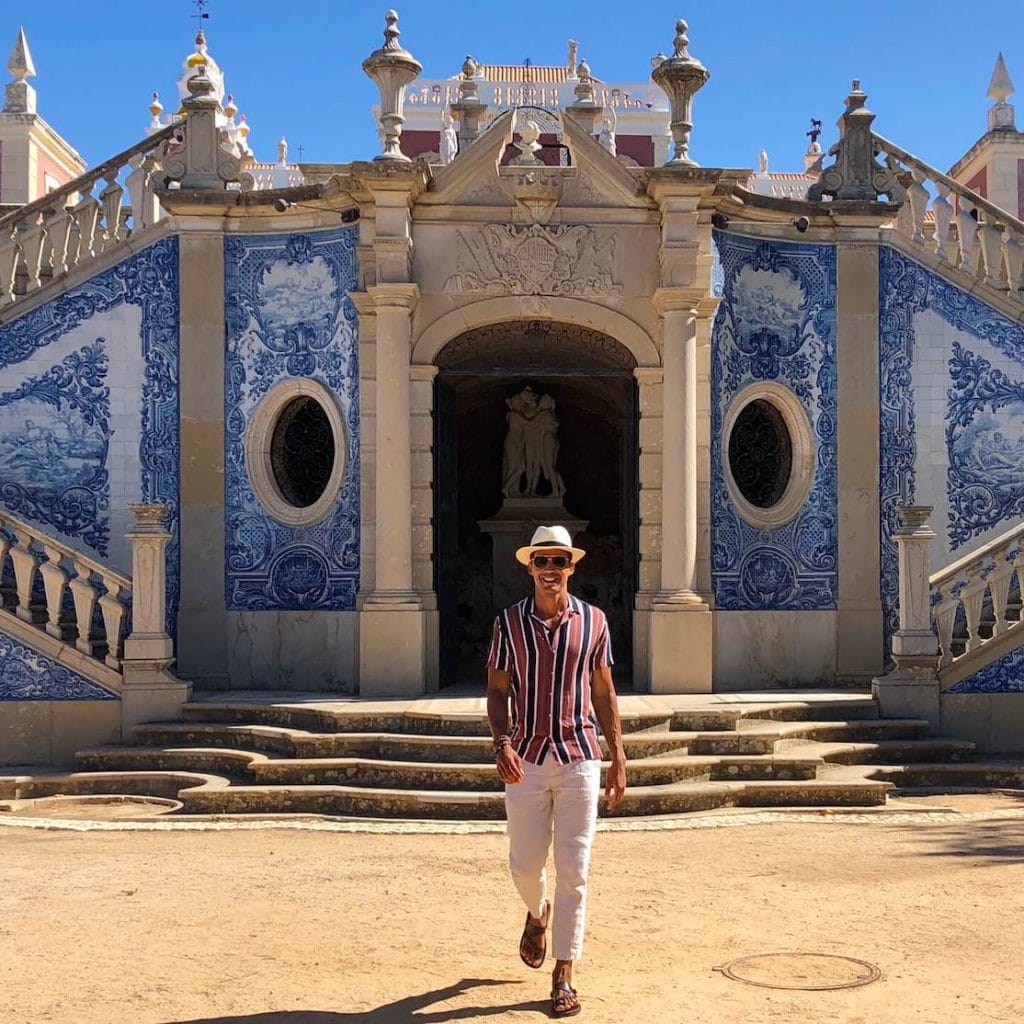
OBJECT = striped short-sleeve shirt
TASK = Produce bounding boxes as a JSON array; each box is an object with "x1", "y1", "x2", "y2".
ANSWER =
[{"x1": 487, "y1": 595, "x2": 613, "y2": 765}]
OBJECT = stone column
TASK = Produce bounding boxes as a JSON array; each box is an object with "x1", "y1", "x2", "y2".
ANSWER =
[
  {"x1": 122, "y1": 503, "x2": 191, "y2": 731},
  {"x1": 836, "y1": 236, "x2": 884, "y2": 682},
  {"x1": 648, "y1": 288, "x2": 712, "y2": 692},
  {"x1": 358, "y1": 283, "x2": 426, "y2": 696},
  {"x1": 872, "y1": 506, "x2": 941, "y2": 732}
]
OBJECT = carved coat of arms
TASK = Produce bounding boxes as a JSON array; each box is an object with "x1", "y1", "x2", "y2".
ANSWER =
[{"x1": 443, "y1": 224, "x2": 620, "y2": 296}]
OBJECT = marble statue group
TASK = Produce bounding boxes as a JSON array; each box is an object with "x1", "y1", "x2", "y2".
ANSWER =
[{"x1": 502, "y1": 386, "x2": 566, "y2": 498}]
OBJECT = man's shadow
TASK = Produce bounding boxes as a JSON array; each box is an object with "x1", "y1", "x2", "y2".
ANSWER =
[{"x1": 165, "y1": 977, "x2": 549, "y2": 1024}]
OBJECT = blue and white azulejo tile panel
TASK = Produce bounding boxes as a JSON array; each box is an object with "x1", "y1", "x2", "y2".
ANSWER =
[
  {"x1": 710, "y1": 232, "x2": 838, "y2": 610},
  {"x1": 224, "y1": 229, "x2": 360, "y2": 611},
  {"x1": 878, "y1": 246, "x2": 1024, "y2": 650},
  {"x1": 946, "y1": 646, "x2": 1024, "y2": 693},
  {"x1": 0, "y1": 237, "x2": 180, "y2": 639},
  {"x1": 0, "y1": 627, "x2": 118, "y2": 700}
]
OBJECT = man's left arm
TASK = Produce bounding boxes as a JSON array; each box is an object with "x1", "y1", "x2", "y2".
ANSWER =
[{"x1": 591, "y1": 665, "x2": 626, "y2": 810}]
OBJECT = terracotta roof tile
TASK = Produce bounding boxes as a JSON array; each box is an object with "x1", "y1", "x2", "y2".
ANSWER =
[{"x1": 448, "y1": 64, "x2": 602, "y2": 85}]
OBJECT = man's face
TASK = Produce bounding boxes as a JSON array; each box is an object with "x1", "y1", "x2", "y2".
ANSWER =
[{"x1": 527, "y1": 549, "x2": 575, "y2": 596}]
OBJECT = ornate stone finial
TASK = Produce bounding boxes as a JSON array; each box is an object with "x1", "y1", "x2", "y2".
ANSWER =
[
  {"x1": 988, "y1": 53, "x2": 1016, "y2": 131},
  {"x1": 452, "y1": 54, "x2": 487, "y2": 149},
  {"x1": 223, "y1": 93, "x2": 237, "y2": 120},
  {"x1": 4, "y1": 27, "x2": 37, "y2": 114},
  {"x1": 147, "y1": 91, "x2": 164, "y2": 135},
  {"x1": 650, "y1": 19, "x2": 710, "y2": 165},
  {"x1": 277, "y1": 136, "x2": 288, "y2": 163},
  {"x1": 808, "y1": 80, "x2": 898, "y2": 202},
  {"x1": 574, "y1": 58, "x2": 596, "y2": 106},
  {"x1": 458, "y1": 55, "x2": 480, "y2": 103},
  {"x1": 362, "y1": 9, "x2": 423, "y2": 162},
  {"x1": 567, "y1": 39, "x2": 579, "y2": 76},
  {"x1": 7, "y1": 27, "x2": 35, "y2": 81}
]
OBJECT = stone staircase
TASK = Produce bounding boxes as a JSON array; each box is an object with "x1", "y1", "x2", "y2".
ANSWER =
[{"x1": 5, "y1": 693, "x2": 1021, "y2": 821}]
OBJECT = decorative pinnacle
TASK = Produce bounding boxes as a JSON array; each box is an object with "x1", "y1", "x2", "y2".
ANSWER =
[
  {"x1": 383, "y1": 10, "x2": 402, "y2": 51},
  {"x1": 461, "y1": 55, "x2": 476, "y2": 79},
  {"x1": 149, "y1": 91, "x2": 163, "y2": 117},
  {"x1": 672, "y1": 20, "x2": 689, "y2": 58},
  {"x1": 7, "y1": 26, "x2": 35, "y2": 81},
  {"x1": 988, "y1": 53, "x2": 1014, "y2": 103}
]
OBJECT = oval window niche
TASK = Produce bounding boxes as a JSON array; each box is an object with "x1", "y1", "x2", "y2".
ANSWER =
[
  {"x1": 246, "y1": 380, "x2": 347, "y2": 527},
  {"x1": 723, "y1": 383, "x2": 815, "y2": 529}
]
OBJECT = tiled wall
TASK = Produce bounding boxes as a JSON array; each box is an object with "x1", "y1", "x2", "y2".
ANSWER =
[
  {"x1": 710, "y1": 232, "x2": 838, "y2": 610},
  {"x1": 224, "y1": 229, "x2": 360, "y2": 610},
  {"x1": 879, "y1": 246, "x2": 1024, "y2": 688},
  {"x1": 0, "y1": 237, "x2": 180, "y2": 699}
]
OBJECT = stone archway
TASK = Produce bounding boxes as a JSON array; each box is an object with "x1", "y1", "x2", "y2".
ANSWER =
[{"x1": 431, "y1": 320, "x2": 640, "y2": 686}]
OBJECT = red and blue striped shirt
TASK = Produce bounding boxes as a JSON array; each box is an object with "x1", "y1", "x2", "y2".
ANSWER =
[{"x1": 487, "y1": 594, "x2": 613, "y2": 765}]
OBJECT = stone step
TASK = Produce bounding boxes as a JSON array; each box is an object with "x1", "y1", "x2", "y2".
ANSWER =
[
  {"x1": 816, "y1": 739, "x2": 977, "y2": 765},
  {"x1": 869, "y1": 762, "x2": 1024, "y2": 789},
  {"x1": 130, "y1": 723, "x2": 697, "y2": 762},
  {"x1": 0, "y1": 770, "x2": 225, "y2": 803},
  {"x1": 82, "y1": 745, "x2": 822, "y2": 790},
  {"x1": 732, "y1": 698, "x2": 880, "y2": 723},
  {"x1": 180, "y1": 701, "x2": 674, "y2": 736},
  {"x1": 688, "y1": 719, "x2": 930, "y2": 756}
]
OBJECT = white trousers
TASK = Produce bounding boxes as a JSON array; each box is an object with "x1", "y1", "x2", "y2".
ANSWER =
[{"x1": 505, "y1": 757, "x2": 600, "y2": 962}]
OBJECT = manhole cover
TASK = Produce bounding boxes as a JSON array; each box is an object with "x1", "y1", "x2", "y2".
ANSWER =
[{"x1": 715, "y1": 953, "x2": 881, "y2": 991}]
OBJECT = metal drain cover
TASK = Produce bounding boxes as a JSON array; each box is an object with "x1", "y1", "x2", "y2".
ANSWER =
[{"x1": 716, "y1": 952, "x2": 881, "y2": 991}]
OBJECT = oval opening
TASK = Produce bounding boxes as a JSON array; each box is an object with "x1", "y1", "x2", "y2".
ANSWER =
[
  {"x1": 728, "y1": 398, "x2": 793, "y2": 510},
  {"x1": 269, "y1": 395, "x2": 336, "y2": 509}
]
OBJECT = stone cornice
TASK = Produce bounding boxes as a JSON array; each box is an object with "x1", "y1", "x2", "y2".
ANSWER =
[
  {"x1": 949, "y1": 129, "x2": 1024, "y2": 179},
  {"x1": 349, "y1": 160, "x2": 430, "y2": 205},
  {"x1": 645, "y1": 166, "x2": 751, "y2": 205}
]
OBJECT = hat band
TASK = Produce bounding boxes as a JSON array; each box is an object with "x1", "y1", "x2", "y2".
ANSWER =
[{"x1": 533, "y1": 540, "x2": 572, "y2": 548}]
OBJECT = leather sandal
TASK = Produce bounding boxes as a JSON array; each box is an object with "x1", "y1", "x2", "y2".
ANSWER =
[
  {"x1": 550, "y1": 979, "x2": 581, "y2": 1017},
  {"x1": 519, "y1": 901, "x2": 548, "y2": 969}
]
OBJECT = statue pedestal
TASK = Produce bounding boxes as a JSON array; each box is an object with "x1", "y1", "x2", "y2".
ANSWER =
[{"x1": 478, "y1": 498, "x2": 588, "y2": 613}]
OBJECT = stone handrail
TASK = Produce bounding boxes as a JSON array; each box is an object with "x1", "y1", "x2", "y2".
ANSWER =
[
  {"x1": 0, "y1": 504, "x2": 172, "y2": 677},
  {"x1": 0, "y1": 124, "x2": 180, "y2": 310},
  {"x1": 872, "y1": 131, "x2": 1024, "y2": 294},
  {"x1": 930, "y1": 518, "x2": 1024, "y2": 670}
]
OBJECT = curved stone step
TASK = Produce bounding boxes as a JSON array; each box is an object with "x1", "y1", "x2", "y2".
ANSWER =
[
  {"x1": 181, "y1": 701, "x2": 673, "y2": 736},
  {"x1": 77, "y1": 746, "x2": 270, "y2": 777},
  {"x1": 816, "y1": 739, "x2": 976, "y2": 765},
  {"x1": 866, "y1": 762, "x2": 1024, "y2": 789},
  {"x1": 0, "y1": 770, "x2": 227, "y2": 803},
  {"x1": 131, "y1": 722, "x2": 697, "y2": 763}
]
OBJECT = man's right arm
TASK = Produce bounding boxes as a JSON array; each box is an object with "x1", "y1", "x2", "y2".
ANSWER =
[{"x1": 487, "y1": 667, "x2": 524, "y2": 784}]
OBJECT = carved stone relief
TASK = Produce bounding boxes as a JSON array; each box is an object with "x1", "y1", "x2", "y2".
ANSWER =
[{"x1": 443, "y1": 224, "x2": 620, "y2": 296}]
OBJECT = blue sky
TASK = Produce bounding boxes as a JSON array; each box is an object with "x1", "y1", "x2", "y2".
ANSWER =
[{"x1": 10, "y1": 1, "x2": 1024, "y2": 175}]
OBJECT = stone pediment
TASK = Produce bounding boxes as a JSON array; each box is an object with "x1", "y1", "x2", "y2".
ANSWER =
[
  {"x1": 427, "y1": 110, "x2": 514, "y2": 206},
  {"x1": 559, "y1": 114, "x2": 651, "y2": 210}
]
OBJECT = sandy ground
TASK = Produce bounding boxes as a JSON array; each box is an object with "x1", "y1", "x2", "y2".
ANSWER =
[{"x1": 2, "y1": 803, "x2": 1024, "y2": 1024}]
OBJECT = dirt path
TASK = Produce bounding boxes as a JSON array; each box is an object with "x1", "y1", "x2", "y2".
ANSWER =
[{"x1": 2, "y1": 809, "x2": 1022, "y2": 1024}]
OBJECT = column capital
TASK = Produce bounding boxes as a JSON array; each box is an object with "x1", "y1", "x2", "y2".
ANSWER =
[
  {"x1": 366, "y1": 282, "x2": 420, "y2": 310},
  {"x1": 652, "y1": 286, "x2": 704, "y2": 316},
  {"x1": 410, "y1": 364, "x2": 439, "y2": 382},
  {"x1": 633, "y1": 367, "x2": 664, "y2": 385}
]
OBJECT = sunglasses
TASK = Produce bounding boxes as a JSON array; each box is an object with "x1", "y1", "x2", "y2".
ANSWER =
[{"x1": 531, "y1": 555, "x2": 572, "y2": 569}]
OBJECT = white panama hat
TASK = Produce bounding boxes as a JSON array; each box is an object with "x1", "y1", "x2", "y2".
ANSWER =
[{"x1": 515, "y1": 524, "x2": 586, "y2": 566}]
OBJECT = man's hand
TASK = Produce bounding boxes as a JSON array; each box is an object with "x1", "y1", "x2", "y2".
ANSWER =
[
  {"x1": 605, "y1": 755, "x2": 627, "y2": 810},
  {"x1": 496, "y1": 743, "x2": 525, "y2": 785}
]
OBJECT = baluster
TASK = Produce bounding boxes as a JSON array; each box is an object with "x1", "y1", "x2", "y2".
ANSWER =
[
  {"x1": 989, "y1": 557, "x2": 1014, "y2": 638},
  {"x1": 933, "y1": 182, "x2": 955, "y2": 261},
  {"x1": 9, "y1": 529, "x2": 40, "y2": 624},
  {"x1": 70, "y1": 191, "x2": 101, "y2": 266},
  {"x1": 932, "y1": 591, "x2": 958, "y2": 668},
  {"x1": 42, "y1": 203, "x2": 73, "y2": 278},
  {"x1": 0, "y1": 527, "x2": 11, "y2": 609},
  {"x1": 979, "y1": 218, "x2": 1007, "y2": 289},
  {"x1": 0, "y1": 225, "x2": 19, "y2": 307},
  {"x1": 16, "y1": 215, "x2": 47, "y2": 293},
  {"x1": 907, "y1": 166, "x2": 929, "y2": 245},
  {"x1": 1003, "y1": 229, "x2": 1024, "y2": 293},
  {"x1": 960, "y1": 571, "x2": 988, "y2": 653},
  {"x1": 99, "y1": 172, "x2": 125, "y2": 251},
  {"x1": 68, "y1": 560, "x2": 100, "y2": 656},
  {"x1": 98, "y1": 577, "x2": 127, "y2": 668},
  {"x1": 38, "y1": 544, "x2": 70, "y2": 640},
  {"x1": 957, "y1": 200, "x2": 978, "y2": 276}
]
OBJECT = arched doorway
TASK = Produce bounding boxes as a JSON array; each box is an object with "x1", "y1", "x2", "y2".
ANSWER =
[{"x1": 433, "y1": 321, "x2": 639, "y2": 687}]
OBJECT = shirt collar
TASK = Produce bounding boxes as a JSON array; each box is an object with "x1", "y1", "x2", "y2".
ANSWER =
[{"x1": 526, "y1": 596, "x2": 578, "y2": 624}]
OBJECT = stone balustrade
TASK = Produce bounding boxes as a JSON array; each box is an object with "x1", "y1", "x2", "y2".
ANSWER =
[
  {"x1": 0, "y1": 504, "x2": 173, "y2": 680},
  {"x1": 0, "y1": 124, "x2": 180, "y2": 309},
  {"x1": 930, "y1": 520, "x2": 1024, "y2": 670},
  {"x1": 872, "y1": 132, "x2": 1024, "y2": 295}
]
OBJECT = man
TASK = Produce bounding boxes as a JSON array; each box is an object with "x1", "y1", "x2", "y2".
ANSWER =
[{"x1": 486, "y1": 524, "x2": 627, "y2": 1018}]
